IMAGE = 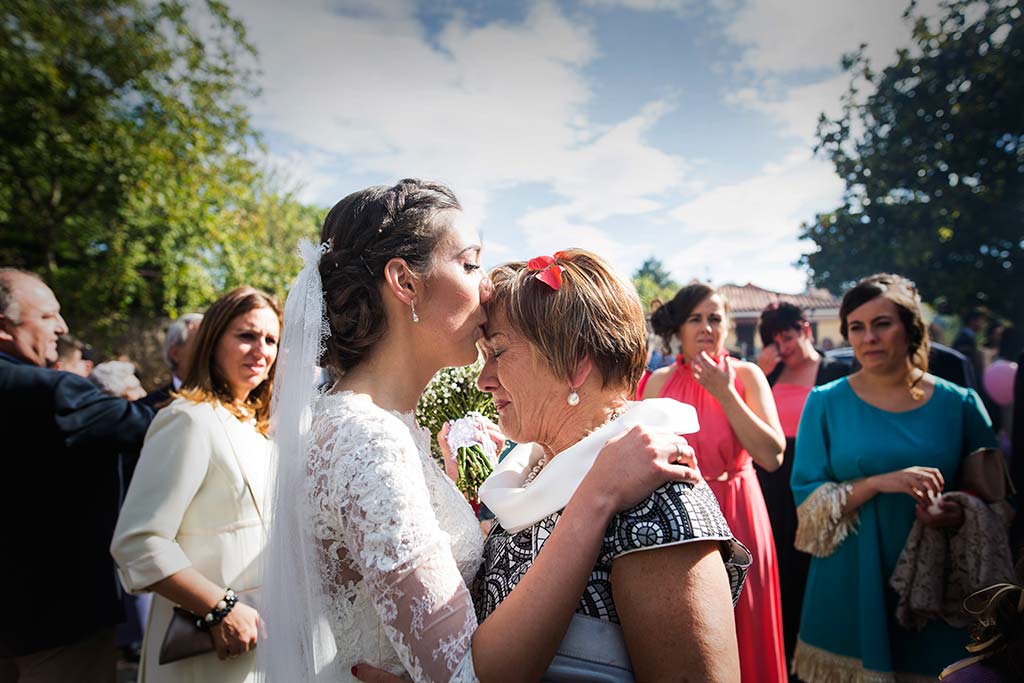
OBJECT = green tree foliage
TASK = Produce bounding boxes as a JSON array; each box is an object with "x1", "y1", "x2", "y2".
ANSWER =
[
  {"x1": 0, "y1": 0, "x2": 321, "y2": 351},
  {"x1": 633, "y1": 257, "x2": 678, "y2": 309},
  {"x1": 800, "y1": 0, "x2": 1024, "y2": 323},
  {"x1": 635, "y1": 256, "x2": 676, "y2": 288}
]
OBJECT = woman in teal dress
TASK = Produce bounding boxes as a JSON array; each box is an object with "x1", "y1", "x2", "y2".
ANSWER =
[{"x1": 791, "y1": 274, "x2": 998, "y2": 682}]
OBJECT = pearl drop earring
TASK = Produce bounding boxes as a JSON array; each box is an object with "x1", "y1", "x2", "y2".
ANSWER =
[
  {"x1": 411, "y1": 300, "x2": 420, "y2": 323},
  {"x1": 567, "y1": 387, "x2": 580, "y2": 406}
]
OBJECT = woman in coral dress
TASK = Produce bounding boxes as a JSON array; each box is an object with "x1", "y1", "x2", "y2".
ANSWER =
[{"x1": 640, "y1": 282, "x2": 788, "y2": 683}]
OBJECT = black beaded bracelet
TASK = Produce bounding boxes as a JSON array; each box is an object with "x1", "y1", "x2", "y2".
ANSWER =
[{"x1": 195, "y1": 588, "x2": 238, "y2": 630}]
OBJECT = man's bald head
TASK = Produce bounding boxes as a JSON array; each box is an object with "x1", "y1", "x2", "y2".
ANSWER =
[{"x1": 0, "y1": 269, "x2": 68, "y2": 366}]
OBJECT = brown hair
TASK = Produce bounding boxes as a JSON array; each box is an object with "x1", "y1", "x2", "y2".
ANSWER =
[
  {"x1": 839, "y1": 273, "x2": 929, "y2": 398},
  {"x1": 486, "y1": 249, "x2": 647, "y2": 393},
  {"x1": 650, "y1": 281, "x2": 731, "y2": 355},
  {"x1": 178, "y1": 286, "x2": 282, "y2": 434},
  {"x1": 318, "y1": 179, "x2": 461, "y2": 375},
  {"x1": 759, "y1": 302, "x2": 808, "y2": 348}
]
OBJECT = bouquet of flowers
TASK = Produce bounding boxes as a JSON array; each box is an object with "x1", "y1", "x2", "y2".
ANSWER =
[{"x1": 416, "y1": 360, "x2": 501, "y2": 502}]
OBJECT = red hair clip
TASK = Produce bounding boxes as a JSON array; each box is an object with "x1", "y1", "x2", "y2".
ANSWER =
[{"x1": 527, "y1": 252, "x2": 568, "y2": 291}]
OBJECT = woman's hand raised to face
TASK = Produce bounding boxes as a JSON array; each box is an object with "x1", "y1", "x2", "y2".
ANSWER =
[
  {"x1": 584, "y1": 425, "x2": 701, "y2": 512},
  {"x1": 756, "y1": 343, "x2": 781, "y2": 376},
  {"x1": 473, "y1": 414, "x2": 507, "y2": 458},
  {"x1": 692, "y1": 351, "x2": 736, "y2": 401}
]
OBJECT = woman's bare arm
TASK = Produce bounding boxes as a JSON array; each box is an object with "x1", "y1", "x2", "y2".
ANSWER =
[
  {"x1": 471, "y1": 427, "x2": 699, "y2": 683},
  {"x1": 612, "y1": 541, "x2": 740, "y2": 683},
  {"x1": 713, "y1": 360, "x2": 785, "y2": 470}
]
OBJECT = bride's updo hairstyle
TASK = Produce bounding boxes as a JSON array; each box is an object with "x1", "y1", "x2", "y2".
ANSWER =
[{"x1": 319, "y1": 179, "x2": 461, "y2": 374}]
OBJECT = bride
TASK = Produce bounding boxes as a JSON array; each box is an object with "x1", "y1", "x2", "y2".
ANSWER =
[{"x1": 260, "y1": 179, "x2": 699, "y2": 682}]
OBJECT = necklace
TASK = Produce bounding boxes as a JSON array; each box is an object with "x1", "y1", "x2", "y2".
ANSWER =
[{"x1": 522, "y1": 405, "x2": 627, "y2": 489}]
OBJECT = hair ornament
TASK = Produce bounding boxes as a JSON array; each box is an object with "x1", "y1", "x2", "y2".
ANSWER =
[{"x1": 527, "y1": 251, "x2": 569, "y2": 291}]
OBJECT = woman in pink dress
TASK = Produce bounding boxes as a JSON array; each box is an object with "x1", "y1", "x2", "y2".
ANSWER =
[
  {"x1": 755, "y1": 302, "x2": 851, "y2": 680},
  {"x1": 639, "y1": 282, "x2": 787, "y2": 683}
]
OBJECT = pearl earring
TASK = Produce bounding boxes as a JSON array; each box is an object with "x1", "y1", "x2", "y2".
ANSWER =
[
  {"x1": 411, "y1": 300, "x2": 420, "y2": 323},
  {"x1": 567, "y1": 387, "x2": 580, "y2": 406}
]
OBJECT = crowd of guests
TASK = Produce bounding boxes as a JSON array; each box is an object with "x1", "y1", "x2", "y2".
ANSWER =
[{"x1": 0, "y1": 180, "x2": 1022, "y2": 683}]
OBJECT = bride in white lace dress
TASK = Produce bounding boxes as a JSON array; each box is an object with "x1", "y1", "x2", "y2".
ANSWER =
[{"x1": 259, "y1": 180, "x2": 699, "y2": 683}]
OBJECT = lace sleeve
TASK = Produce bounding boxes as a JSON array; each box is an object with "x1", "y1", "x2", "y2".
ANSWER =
[{"x1": 311, "y1": 411, "x2": 479, "y2": 683}]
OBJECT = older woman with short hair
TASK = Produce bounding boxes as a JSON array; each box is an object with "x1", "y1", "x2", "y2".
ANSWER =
[{"x1": 473, "y1": 249, "x2": 750, "y2": 681}]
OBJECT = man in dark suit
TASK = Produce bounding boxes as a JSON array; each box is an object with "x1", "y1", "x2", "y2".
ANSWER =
[
  {"x1": 952, "y1": 308, "x2": 988, "y2": 375},
  {"x1": 0, "y1": 269, "x2": 153, "y2": 682},
  {"x1": 141, "y1": 312, "x2": 202, "y2": 409}
]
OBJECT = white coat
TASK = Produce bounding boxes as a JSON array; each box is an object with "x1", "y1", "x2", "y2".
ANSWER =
[{"x1": 111, "y1": 398, "x2": 270, "y2": 683}]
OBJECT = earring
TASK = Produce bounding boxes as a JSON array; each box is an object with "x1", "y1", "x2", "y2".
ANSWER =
[
  {"x1": 567, "y1": 387, "x2": 580, "y2": 406},
  {"x1": 411, "y1": 300, "x2": 420, "y2": 323}
]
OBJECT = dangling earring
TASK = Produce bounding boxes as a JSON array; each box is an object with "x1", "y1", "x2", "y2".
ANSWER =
[
  {"x1": 411, "y1": 300, "x2": 420, "y2": 323},
  {"x1": 567, "y1": 386, "x2": 580, "y2": 406}
]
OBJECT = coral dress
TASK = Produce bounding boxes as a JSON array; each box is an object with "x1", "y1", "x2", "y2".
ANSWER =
[{"x1": 639, "y1": 357, "x2": 787, "y2": 683}]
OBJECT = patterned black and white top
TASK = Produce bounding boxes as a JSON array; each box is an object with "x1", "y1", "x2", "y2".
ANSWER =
[{"x1": 471, "y1": 479, "x2": 751, "y2": 624}]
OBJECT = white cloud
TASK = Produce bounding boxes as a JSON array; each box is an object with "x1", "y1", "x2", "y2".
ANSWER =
[
  {"x1": 517, "y1": 205, "x2": 653, "y2": 277},
  {"x1": 263, "y1": 148, "x2": 341, "y2": 206},
  {"x1": 727, "y1": 73, "x2": 848, "y2": 143},
  {"x1": 667, "y1": 150, "x2": 844, "y2": 291},
  {"x1": 582, "y1": 0, "x2": 689, "y2": 11},
  {"x1": 547, "y1": 100, "x2": 688, "y2": 222},
  {"x1": 721, "y1": 1, "x2": 945, "y2": 147},
  {"x1": 225, "y1": 0, "x2": 694, "y2": 272},
  {"x1": 725, "y1": 0, "x2": 942, "y2": 75}
]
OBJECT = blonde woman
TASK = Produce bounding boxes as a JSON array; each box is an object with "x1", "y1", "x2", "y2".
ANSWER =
[{"x1": 111, "y1": 287, "x2": 281, "y2": 682}]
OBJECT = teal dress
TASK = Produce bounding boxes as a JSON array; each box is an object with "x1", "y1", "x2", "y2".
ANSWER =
[{"x1": 791, "y1": 377, "x2": 996, "y2": 681}]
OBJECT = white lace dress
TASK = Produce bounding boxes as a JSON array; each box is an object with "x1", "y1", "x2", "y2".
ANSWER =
[{"x1": 306, "y1": 391, "x2": 483, "y2": 683}]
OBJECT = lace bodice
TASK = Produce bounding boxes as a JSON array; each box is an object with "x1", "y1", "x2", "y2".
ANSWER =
[{"x1": 305, "y1": 391, "x2": 483, "y2": 683}]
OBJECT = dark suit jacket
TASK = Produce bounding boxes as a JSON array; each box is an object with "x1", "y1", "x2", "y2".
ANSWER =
[
  {"x1": 0, "y1": 354, "x2": 154, "y2": 656},
  {"x1": 140, "y1": 382, "x2": 174, "y2": 410}
]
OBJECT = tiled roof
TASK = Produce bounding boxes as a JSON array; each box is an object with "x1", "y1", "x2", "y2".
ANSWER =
[{"x1": 719, "y1": 283, "x2": 840, "y2": 314}]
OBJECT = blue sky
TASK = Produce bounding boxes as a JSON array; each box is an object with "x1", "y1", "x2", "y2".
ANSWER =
[{"x1": 226, "y1": 0, "x2": 942, "y2": 292}]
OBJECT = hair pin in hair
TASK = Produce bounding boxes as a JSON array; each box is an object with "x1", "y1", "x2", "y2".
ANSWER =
[{"x1": 527, "y1": 252, "x2": 568, "y2": 291}]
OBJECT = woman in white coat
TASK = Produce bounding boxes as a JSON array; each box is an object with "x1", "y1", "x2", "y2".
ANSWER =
[{"x1": 111, "y1": 286, "x2": 281, "y2": 682}]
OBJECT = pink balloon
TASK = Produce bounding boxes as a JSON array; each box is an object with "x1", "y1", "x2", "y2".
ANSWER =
[{"x1": 982, "y1": 359, "x2": 1018, "y2": 407}]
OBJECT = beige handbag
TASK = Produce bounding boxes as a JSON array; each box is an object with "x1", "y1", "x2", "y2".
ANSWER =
[{"x1": 158, "y1": 412, "x2": 266, "y2": 665}]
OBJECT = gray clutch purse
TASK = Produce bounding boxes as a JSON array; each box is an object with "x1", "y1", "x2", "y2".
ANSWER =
[
  {"x1": 158, "y1": 589, "x2": 260, "y2": 665},
  {"x1": 542, "y1": 613, "x2": 634, "y2": 683}
]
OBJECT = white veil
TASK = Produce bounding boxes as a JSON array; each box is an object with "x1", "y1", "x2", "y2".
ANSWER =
[{"x1": 258, "y1": 239, "x2": 343, "y2": 681}]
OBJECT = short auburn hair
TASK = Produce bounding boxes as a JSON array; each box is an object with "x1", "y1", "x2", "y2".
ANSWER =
[
  {"x1": 486, "y1": 249, "x2": 647, "y2": 393},
  {"x1": 178, "y1": 286, "x2": 282, "y2": 434}
]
